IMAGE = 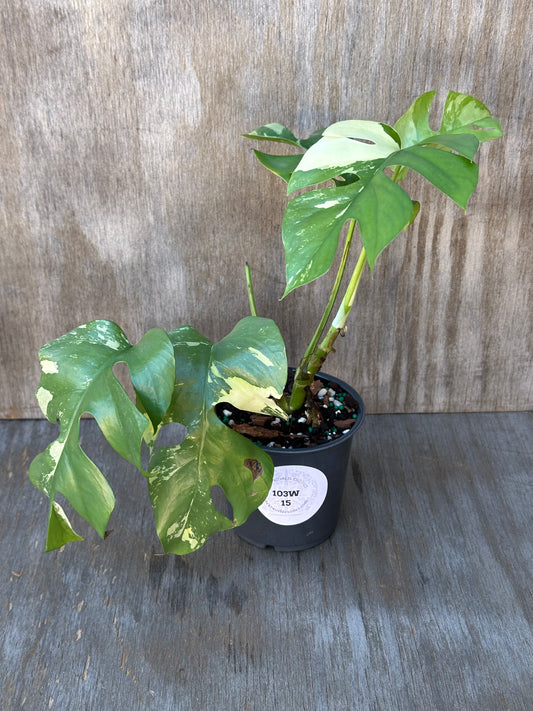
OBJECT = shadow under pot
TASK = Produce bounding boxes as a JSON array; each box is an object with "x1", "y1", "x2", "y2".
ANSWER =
[{"x1": 233, "y1": 372, "x2": 365, "y2": 552}]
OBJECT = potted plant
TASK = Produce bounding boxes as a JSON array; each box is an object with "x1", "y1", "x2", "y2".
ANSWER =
[{"x1": 29, "y1": 90, "x2": 502, "y2": 555}]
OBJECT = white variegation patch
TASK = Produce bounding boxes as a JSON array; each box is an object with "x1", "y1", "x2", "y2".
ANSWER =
[
  {"x1": 93, "y1": 322, "x2": 126, "y2": 351},
  {"x1": 314, "y1": 200, "x2": 339, "y2": 209},
  {"x1": 36, "y1": 387, "x2": 53, "y2": 416},
  {"x1": 166, "y1": 521, "x2": 182, "y2": 538},
  {"x1": 165, "y1": 520, "x2": 203, "y2": 550},
  {"x1": 49, "y1": 440, "x2": 65, "y2": 465},
  {"x1": 221, "y1": 374, "x2": 287, "y2": 419},
  {"x1": 182, "y1": 527, "x2": 200, "y2": 548},
  {"x1": 323, "y1": 119, "x2": 399, "y2": 145},
  {"x1": 247, "y1": 347, "x2": 275, "y2": 368},
  {"x1": 40, "y1": 360, "x2": 59, "y2": 374}
]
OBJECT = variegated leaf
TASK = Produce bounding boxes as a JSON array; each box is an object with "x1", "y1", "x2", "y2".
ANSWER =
[
  {"x1": 148, "y1": 316, "x2": 287, "y2": 555},
  {"x1": 29, "y1": 320, "x2": 175, "y2": 550}
]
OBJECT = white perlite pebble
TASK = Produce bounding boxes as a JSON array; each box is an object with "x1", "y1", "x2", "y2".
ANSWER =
[
  {"x1": 222, "y1": 409, "x2": 232, "y2": 417},
  {"x1": 317, "y1": 388, "x2": 328, "y2": 399},
  {"x1": 333, "y1": 399, "x2": 342, "y2": 408},
  {"x1": 328, "y1": 388, "x2": 335, "y2": 397},
  {"x1": 297, "y1": 416, "x2": 306, "y2": 424}
]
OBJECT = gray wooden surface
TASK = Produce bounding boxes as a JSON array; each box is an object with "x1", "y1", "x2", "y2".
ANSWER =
[
  {"x1": 1, "y1": 0, "x2": 532, "y2": 417},
  {"x1": 1, "y1": 413, "x2": 532, "y2": 710}
]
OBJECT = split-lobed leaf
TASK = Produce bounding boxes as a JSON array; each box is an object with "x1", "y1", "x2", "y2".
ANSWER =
[
  {"x1": 29, "y1": 317, "x2": 287, "y2": 555},
  {"x1": 29, "y1": 320, "x2": 175, "y2": 550},
  {"x1": 148, "y1": 316, "x2": 287, "y2": 555},
  {"x1": 246, "y1": 91, "x2": 502, "y2": 293}
]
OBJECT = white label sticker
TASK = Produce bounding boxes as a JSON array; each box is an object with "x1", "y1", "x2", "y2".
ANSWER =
[{"x1": 259, "y1": 465, "x2": 328, "y2": 526}]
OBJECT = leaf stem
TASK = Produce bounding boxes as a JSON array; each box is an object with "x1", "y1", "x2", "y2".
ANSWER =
[
  {"x1": 288, "y1": 244, "x2": 367, "y2": 412},
  {"x1": 245, "y1": 262, "x2": 258, "y2": 317},
  {"x1": 329, "y1": 246, "x2": 367, "y2": 331},
  {"x1": 297, "y1": 219, "x2": 356, "y2": 370},
  {"x1": 286, "y1": 158, "x2": 405, "y2": 412}
]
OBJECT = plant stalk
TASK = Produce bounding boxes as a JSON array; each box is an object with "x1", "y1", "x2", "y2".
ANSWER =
[
  {"x1": 288, "y1": 246, "x2": 367, "y2": 412},
  {"x1": 295, "y1": 219, "x2": 356, "y2": 373},
  {"x1": 245, "y1": 262, "x2": 258, "y2": 317},
  {"x1": 287, "y1": 163, "x2": 405, "y2": 413}
]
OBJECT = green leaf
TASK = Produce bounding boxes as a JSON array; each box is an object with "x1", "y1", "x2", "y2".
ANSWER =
[
  {"x1": 148, "y1": 317, "x2": 287, "y2": 555},
  {"x1": 298, "y1": 128, "x2": 325, "y2": 149},
  {"x1": 253, "y1": 150, "x2": 303, "y2": 183},
  {"x1": 46, "y1": 501, "x2": 84, "y2": 551},
  {"x1": 441, "y1": 91, "x2": 503, "y2": 142},
  {"x1": 394, "y1": 90, "x2": 503, "y2": 151},
  {"x1": 282, "y1": 184, "x2": 361, "y2": 296},
  {"x1": 243, "y1": 123, "x2": 301, "y2": 146},
  {"x1": 31, "y1": 436, "x2": 116, "y2": 548},
  {"x1": 29, "y1": 320, "x2": 175, "y2": 548},
  {"x1": 244, "y1": 124, "x2": 324, "y2": 150},
  {"x1": 122, "y1": 328, "x2": 176, "y2": 430},
  {"x1": 420, "y1": 132, "x2": 479, "y2": 159},
  {"x1": 352, "y1": 171, "x2": 415, "y2": 268},
  {"x1": 282, "y1": 137, "x2": 481, "y2": 281},
  {"x1": 245, "y1": 127, "x2": 325, "y2": 183},
  {"x1": 384, "y1": 145, "x2": 479, "y2": 209},
  {"x1": 282, "y1": 169, "x2": 417, "y2": 289},
  {"x1": 405, "y1": 201, "x2": 421, "y2": 230},
  {"x1": 394, "y1": 90, "x2": 437, "y2": 148}
]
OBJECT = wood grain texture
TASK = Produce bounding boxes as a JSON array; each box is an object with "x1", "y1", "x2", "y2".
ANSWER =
[
  {"x1": 0, "y1": 0, "x2": 531, "y2": 416},
  {"x1": 1, "y1": 414, "x2": 532, "y2": 709}
]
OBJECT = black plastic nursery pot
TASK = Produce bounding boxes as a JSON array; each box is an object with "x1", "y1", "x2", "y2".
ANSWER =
[{"x1": 236, "y1": 372, "x2": 365, "y2": 552}]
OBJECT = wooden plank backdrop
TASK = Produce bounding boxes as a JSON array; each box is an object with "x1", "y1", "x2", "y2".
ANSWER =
[{"x1": 0, "y1": 0, "x2": 531, "y2": 416}]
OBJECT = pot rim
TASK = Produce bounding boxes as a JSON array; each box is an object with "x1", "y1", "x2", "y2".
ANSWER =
[{"x1": 261, "y1": 369, "x2": 365, "y2": 455}]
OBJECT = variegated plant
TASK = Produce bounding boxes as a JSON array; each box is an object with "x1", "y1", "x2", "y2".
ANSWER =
[
  {"x1": 245, "y1": 90, "x2": 502, "y2": 410},
  {"x1": 30, "y1": 90, "x2": 501, "y2": 555}
]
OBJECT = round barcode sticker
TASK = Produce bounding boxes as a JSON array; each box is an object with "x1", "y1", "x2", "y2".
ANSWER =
[{"x1": 259, "y1": 465, "x2": 328, "y2": 526}]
